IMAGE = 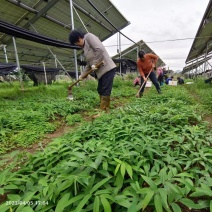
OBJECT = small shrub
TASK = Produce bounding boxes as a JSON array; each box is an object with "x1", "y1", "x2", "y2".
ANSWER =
[{"x1": 65, "y1": 114, "x2": 82, "y2": 126}]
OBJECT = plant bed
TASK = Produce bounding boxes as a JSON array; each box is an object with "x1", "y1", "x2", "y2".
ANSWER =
[{"x1": 0, "y1": 78, "x2": 212, "y2": 211}]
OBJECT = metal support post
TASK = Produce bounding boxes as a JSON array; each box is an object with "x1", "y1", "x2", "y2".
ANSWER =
[
  {"x1": 70, "y1": 0, "x2": 79, "y2": 81},
  {"x1": 12, "y1": 37, "x2": 24, "y2": 89}
]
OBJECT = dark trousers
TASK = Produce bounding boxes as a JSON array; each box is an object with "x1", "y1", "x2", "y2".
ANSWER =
[
  {"x1": 97, "y1": 68, "x2": 116, "y2": 96},
  {"x1": 139, "y1": 71, "x2": 160, "y2": 94},
  {"x1": 158, "y1": 75, "x2": 164, "y2": 86}
]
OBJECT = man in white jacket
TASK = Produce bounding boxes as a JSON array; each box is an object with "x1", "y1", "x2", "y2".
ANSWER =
[{"x1": 69, "y1": 30, "x2": 116, "y2": 112}]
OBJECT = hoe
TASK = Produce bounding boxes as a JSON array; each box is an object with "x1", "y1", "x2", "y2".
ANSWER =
[{"x1": 67, "y1": 61, "x2": 104, "y2": 100}]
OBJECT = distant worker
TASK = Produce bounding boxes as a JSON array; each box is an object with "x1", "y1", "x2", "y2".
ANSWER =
[
  {"x1": 133, "y1": 76, "x2": 141, "y2": 86},
  {"x1": 136, "y1": 50, "x2": 161, "y2": 97},
  {"x1": 177, "y1": 76, "x2": 184, "y2": 85},
  {"x1": 165, "y1": 76, "x2": 174, "y2": 85},
  {"x1": 157, "y1": 67, "x2": 164, "y2": 86}
]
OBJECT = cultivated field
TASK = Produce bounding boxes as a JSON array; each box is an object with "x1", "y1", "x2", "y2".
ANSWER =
[{"x1": 0, "y1": 76, "x2": 212, "y2": 212}]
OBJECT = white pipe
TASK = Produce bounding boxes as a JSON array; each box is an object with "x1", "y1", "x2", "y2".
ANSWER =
[
  {"x1": 12, "y1": 37, "x2": 23, "y2": 88},
  {"x1": 42, "y1": 62, "x2": 48, "y2": 85},
  {"x1": 3, "y1": 45, "x2": 8, "y2": 63},
  {"x1": 80, "y1": 54, "x2": 83, "y2": 75},
  {"x1": 203, "y1": 42, "x2": 209, "y2": 73},
  {"x1": 54, "y1": 54, "x2": 57, "y2": 68},
  {"x1": 119, "y1": 32, "x2": 121, "y2": 75},
  {"x1": 73, "y1": 6, "x2": 88, "y2": 32}
]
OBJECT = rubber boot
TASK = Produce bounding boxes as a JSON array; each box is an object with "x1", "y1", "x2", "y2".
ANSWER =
[
  {"x1": 92, "y1": 96, "x2": 110, "y2": 119},
  {"x1": 100, "y1": 96, "x2": 110, "y2": 112}
]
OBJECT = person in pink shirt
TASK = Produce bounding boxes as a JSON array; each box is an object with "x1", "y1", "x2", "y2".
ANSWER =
[
  {"x1": 133, "y1": 76, "x2": 141, "y2": 86},
  {"x1": 157, "y1": 67, "x2": 164, "y2": 86}
]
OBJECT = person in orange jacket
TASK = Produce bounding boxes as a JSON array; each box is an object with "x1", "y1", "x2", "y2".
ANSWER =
[{"x1": 136, "y1": 50, "x2": 161, "y2": 97}]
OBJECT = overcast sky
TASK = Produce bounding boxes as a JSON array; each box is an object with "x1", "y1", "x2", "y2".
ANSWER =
[{"x1": 103, "y1": 0, "x2": 209, "y2": 72}]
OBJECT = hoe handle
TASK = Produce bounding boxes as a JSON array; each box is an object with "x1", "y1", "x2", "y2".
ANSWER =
[
  {"x1": 68, "y1": 61, "x2": 104, "y2": 91},
  {"x1": 136, "y1": 69, "x2": 152, "y2": 97}
]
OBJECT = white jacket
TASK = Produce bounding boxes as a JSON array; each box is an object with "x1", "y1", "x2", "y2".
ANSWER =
[{"x1": 82, "y1": 33, "x2": 116, "y2": 79}]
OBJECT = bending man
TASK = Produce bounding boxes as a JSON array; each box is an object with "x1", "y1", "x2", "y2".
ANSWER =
[{"x1": 136, "y1": 50, "x2": 161, "y2": 97}]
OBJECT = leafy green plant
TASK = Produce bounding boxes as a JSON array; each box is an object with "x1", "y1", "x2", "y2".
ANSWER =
[
  {"x1": 65, "y1": 114, "x2": 82, "y2": 126},
  {"x1": 0, "y1": 77, "x2": 212, "y2": 211}
]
